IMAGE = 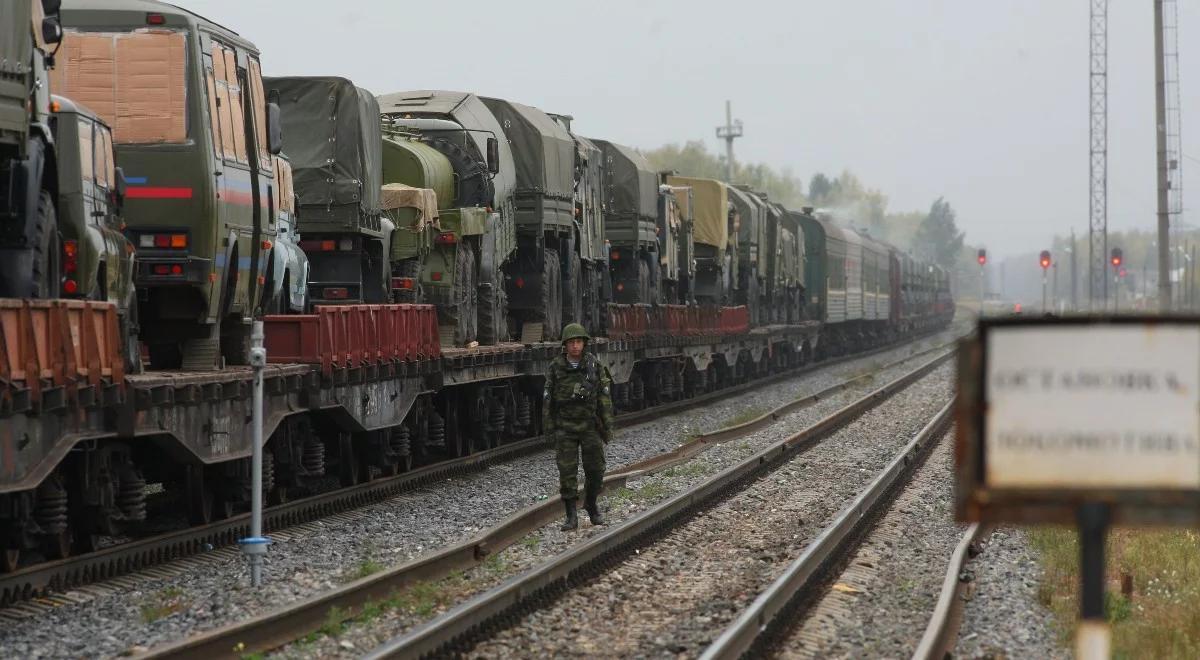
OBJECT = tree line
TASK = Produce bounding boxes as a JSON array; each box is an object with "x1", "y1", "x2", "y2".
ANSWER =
[{"x1": 641, "y1": 140, "x2": 968, "y2": 275}]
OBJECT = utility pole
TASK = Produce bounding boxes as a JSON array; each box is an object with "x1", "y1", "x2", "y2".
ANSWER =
[
  {"x1": 1089, "y1": 0, "x2": 1109, "y2": 310},
  {"x1": 1155, "y1": 0, "x2": 1183, "y2": 312},
  {"x1": 1070, "y1": 228, "x2": 1079, "y2": 311},
  {"x1": 715, "y1": 100, "x2": 743, "y2": 183}
]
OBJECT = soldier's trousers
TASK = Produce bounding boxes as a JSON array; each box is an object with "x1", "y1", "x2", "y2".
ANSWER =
[{"x1": 555, "y1": 430, "x2": 606, "y2": 500}]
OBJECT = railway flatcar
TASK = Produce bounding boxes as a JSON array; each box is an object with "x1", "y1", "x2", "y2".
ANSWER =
[{"x1": 0, "y1": 0, "x2": 955, "y2": 578}]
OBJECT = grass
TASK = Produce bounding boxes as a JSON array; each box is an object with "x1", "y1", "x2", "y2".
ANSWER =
[
  {"x1": 139, "y1": 586, "x2": 187, "y2": 623},
  {"x1": 661, "y1": 462, "x2": 710, "y2": 479},
  {"x1": 1029, "y1": 527, "x2": 1200, "y2": 658},
  {"x1": 344, "y1": 557, "x2": 385, "y2": 582},
  {"x1": 608, "y1": 481, "x2": 670, "y2": 505},
  {"x1": 721, "y1": 406, "x2": 766, "y2": 429},
  {"x1": 297, "y1": 570, "x2": 472, "y2": 645}
]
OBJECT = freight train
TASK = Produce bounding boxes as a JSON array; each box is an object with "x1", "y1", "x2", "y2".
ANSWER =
[{"x1": 0, "y1": 0, "x2": 953, "y2": 572}]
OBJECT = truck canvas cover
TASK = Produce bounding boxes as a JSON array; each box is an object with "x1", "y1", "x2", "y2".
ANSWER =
[
  {"x1": 380, "y1": 183, "x2": 439, "y2": 230},
  {"x1": 593, "y1": 140, "x2": 657, "y2": 221},
  {"x1": 479, "y1": 98, "x2": 574, "y2": 201},
  {"x1": 267, "y1": 76, "x2": 382, "y2": 212},
  {"x1": 668, "y1": 175, "x2": 728, "y2": 251},
  {"x1": 728, "y1": 186, "x2": 765, "y2": 248},
  {"x1": 0, "y1": 1, "x2": 36, "y2": 145}
]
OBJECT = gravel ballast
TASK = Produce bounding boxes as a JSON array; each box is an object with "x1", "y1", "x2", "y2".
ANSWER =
[
  {"x1": 955, "y1": 528, "x2": 1067, "y2": 659},
  {"x1": 0, "y1": 332, "x2": 958, "y2": 659},
  {"x1": 283, "y1": 361, "x2": 955, "y2": 659},
  {"x1": 776, "y1": 431, "x2": 960, "y2": 658}
]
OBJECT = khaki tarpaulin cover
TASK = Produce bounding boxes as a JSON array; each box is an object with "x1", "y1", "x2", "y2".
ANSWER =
[
  {"x1": 381, "y1": 183, "x2": 439, "y2": 230},
  {"x1": 668, "y1": 175, "x2": 727, "y2": 251},
  {"x1": 50, "y1": 29, "x2": 187, "y2": 144}
]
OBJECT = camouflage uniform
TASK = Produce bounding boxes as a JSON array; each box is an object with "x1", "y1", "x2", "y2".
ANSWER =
[{"x1": 543, "y1": 351, "x2": 614, "y2": 503}]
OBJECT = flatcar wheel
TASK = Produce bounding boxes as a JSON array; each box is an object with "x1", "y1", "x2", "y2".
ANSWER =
[
  {"x1": 42, "y1": 530, "x2": 72, "y2": 560},
  {"x1": 2, "y1": 547, "x2": 19, "y2": 573}
]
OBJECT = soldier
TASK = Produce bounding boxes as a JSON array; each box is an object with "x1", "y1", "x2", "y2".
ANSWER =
[{"x1": 543, "y1": 323, "x2": 615, "y2": 530}]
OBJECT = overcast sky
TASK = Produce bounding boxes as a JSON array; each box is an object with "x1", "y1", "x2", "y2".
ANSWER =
[{"x1": 178, "y1": 0, "x2": 1199, "y2": 258}]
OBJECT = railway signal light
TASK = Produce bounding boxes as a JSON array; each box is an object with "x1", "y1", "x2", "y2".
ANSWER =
[
  {"x1": 1110, "y1": 247, "x2": 1123, "y2": 268},
  {"x1": 977, "y1": 248, "x2": 987, "y2": 265},
  {"x1": 1039, "y1": 250, "x2": 1051, "y2": 270}
]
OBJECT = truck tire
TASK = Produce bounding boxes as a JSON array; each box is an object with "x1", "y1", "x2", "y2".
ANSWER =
[
  {"x1": 450, "y1": 243, "x2": 477, "y2": 345},
  {"x1": 542, "y1": 249, "x2": 561, "y2": 341},
  {"x1": 31, "y1": 191, "x2": 61, "y2": 299}
]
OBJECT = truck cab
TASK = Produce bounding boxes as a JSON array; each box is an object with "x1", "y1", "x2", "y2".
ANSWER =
[{"x1": 48, "y1": 95, "x2": 140, "y2": 368}]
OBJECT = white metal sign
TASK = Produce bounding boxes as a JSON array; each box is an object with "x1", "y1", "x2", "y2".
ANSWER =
[{"x1": 985, "y1": 324, "x2": 1200, "y2": 490}]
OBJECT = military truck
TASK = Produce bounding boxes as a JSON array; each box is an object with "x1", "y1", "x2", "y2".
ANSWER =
[
  {"x1": 0, "y1": 0, "x2": 64, "y2": 299},
  {"x1": 592, "y1": 140, "x2": 662, "y2": 305},
  {"x1": 379, "y1": 129, "x2": 489, "y2": 344},
  {"x1": 265, "y1": 154, "x2": 308, "y2": 313},
  {"x1": 377, "y1": 90, "x2": 514, "y2": 345},
  {"x1": 478, "y1": 96, "x2": 589, "y2": 342},
  {"x1": 728, "y1": 185, "x2": 769, "y2": 324},
  {"x1": 667, "y1": 175, "x2": 737, "y2": 305},
  {"x1": 549, "y1": 114, "x2": 607, "y2": 335},
  {"x1": 49, "y1": 95, "x2": 142, "y2": 369},
  {"x1": 661, "y1": 179, "x2": 696, "y2": 304},
  {"x1": 266, "y1": 77, "x2": 391, "y2": 308},
  {"x1": 55, "y1": 0, "x2": 283, "y2": 370}
]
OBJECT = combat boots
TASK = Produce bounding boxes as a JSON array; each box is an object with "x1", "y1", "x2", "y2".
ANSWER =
[
  {"x1": 560, "y1": 498, "x2": 579, "y2": 531},
  {"x1": 584, "y1": 491, "x2": 605, "y2": 525}
]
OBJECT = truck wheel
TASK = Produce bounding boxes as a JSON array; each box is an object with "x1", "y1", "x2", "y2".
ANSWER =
[
  {"x1": 31, "y1": 191, "x2": 61, "y2": 299},
  {"x1": 450, "y1": 243, "x2": 477, "y2": 345},
  {"x1": 542, "y1": 249, "x2": 561, "y2": 340}
]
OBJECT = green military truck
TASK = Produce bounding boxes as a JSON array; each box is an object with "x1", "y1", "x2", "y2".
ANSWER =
[
  {"x1": 380, "y1": 130, "x2": 495, "y2": 345},
  {"x1": 547, "y1": 115, "x2": 607, "y2": 334},
  {"x1": 481, "y1": 96, "x2": 598, "y2": 342},
  {"x1": 49, "y1": 95, "x2": 141, "y2": 369},
  {"x1": 592, "y1": 140, "x2": 661, "y2": 305},
  {"x1": 377, "y1": 90, "x2": 515, "y2": 345},
  {"x1": 661, "y1": 179, "x2": 696, "y2": 304},
  {"x1": 728, "y1": 185, "x2": 768, "y2": 324},
  {"x1": 266, "y1": 77, "x2": 391, "y2": 308},
  {"x1": 0, "y1": 0, "x2": 64, "y2": 299},
  {"x1": 667, "y1": 175, "x2": 737, "y2": 306},
  {"x1": 56, "y1": 0, "x2": 284, "y2": 370}
]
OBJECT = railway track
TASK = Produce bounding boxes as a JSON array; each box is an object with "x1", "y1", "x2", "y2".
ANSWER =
[
  {"x1": 125, "y1": 341, "x2": 958, "y2": 659},
  {"x1": 0, "y1": 330, "x2": 958, "y2": 612},
  {"x1": 347, "y1": 351, "x2": 954, "y2": 658}
]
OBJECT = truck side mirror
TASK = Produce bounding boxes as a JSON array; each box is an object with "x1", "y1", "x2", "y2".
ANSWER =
[
  {"x1": 112, "y1": 166, "x2": 128, "y2": 211},
  {"x1": 486, "y1": 137, "x2": 500, "y2": 175},
  {"x1": 267, "y1": 101, "x2": 283, "y2": 155},
  {"x1": 42, "y1": 15, "x2": 63, "y2": 45}
]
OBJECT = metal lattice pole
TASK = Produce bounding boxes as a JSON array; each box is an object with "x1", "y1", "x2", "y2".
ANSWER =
[
  {"x1": 1089, "y1": 0, "x2": 1108, "y2": 311},
  {"x1": 715, "y1": 100, "x2": 743, "y2": 183}
]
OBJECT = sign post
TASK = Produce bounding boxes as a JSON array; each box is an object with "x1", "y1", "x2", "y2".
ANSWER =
[{"x1": 956, "y1": 317, "x2": 1200, "y2": 658}]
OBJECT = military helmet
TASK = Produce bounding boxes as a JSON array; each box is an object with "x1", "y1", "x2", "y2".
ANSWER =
[{"x1": 561, "y1": 323, "x2": 590, "y2": 343}]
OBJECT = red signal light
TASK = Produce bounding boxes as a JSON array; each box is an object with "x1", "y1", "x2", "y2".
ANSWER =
[
  {"x1": 977, "y1": 248, "x2": 986, "y2": 265},
  {"x1": 1039, "y1": 250, "x2": 1051, "y2": 270}
]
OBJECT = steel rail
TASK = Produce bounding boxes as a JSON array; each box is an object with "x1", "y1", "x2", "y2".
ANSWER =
[
  {"x1": 911, "y1": 523, "x2": 986, "y2": 660},
  {"x1": 700, "y1": 398, "x2": 956, "y2": 660},
  {"x1": 358, "y1": 352, "x2": 953, "y2": 660},
  {"x1": 138, "y1": 345, "x2": 957, "y2": 660},
  {"x1": 0, "y1": 329, "x2": 954, "y2": 609}
]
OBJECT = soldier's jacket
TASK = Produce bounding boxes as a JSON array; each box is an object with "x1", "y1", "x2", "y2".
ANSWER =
[{"x1": 543, "y1": 351, "x2": 615, "y2": 439}]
